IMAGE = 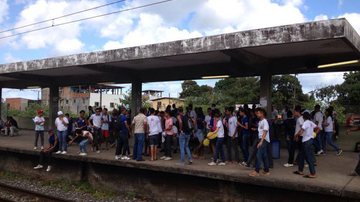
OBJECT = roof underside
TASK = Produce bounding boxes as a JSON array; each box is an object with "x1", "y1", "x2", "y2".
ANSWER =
[{"x1": 0, "y1": 18, "x2": 359, "y2": 88}]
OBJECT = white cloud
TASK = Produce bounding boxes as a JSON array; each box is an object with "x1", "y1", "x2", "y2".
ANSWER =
[
  {"x1": 0, "y1": 0, "x2": 8, "y2": 23},
  {"x1": 103, "y1": 40, "x2": 122, "y2": 50},
  {"x1": 3, "y1": 53, "x2": 21, "y2": 63},
  {"x1": 339, "y1": 13, "x2": 360, "y2": 35},
  {"x1": 314, "y1": 14, "x2": 329, "y2": 21},
  {"x1": 298, "y1": 72, "x2": 345, "y2": 93}
]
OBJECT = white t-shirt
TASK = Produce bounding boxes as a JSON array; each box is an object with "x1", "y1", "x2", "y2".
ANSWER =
[
  {"x1": 324, "y1": 116, "x2": 334, "y2": 132},
  {"x1": 258, "y1": 119, "x2": 270, "y2": 143},
  {"x1": 205, "y1": 115, "x2": 211, "y2": 129},
  {"x1": 147, "y1": 115, "x2": 161, "y2": 136},
  {"x1": 89, "y1": 114, "x2": 102, "y2": 128},
  {"x1": 301, "y1": 120, "x2": 317, "y2": 142},
  {"x1": 228, "y1": 116, "x2": 237, "y2": 137},
  {"x1": 216, "y1": 119, "x2": 225, "y2": 138},
  {"x1": 295, "y1": 116, "x2": 304, "y2": 135},
  {"x1": 314, "y1": 111, "x2": 324, "y2": 130},
  {"x1": 33, "y1": 116, "x2": 45, "y2": 131},
  {"x1": 55, "y1": 117, "x2": 69, "y2": 132},
  {"x1": 101, "y1": 114, "x2": 111, "y2": 130}
]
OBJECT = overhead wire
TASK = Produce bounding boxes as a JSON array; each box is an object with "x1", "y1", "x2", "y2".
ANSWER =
[{"x1": 0, "y1": 0, "x2": 174, "y2": 40}]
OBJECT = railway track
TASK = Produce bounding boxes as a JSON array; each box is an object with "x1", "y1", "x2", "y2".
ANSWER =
[{"x1": 0, "y1": 182, "x2": 72, "y2": 202}]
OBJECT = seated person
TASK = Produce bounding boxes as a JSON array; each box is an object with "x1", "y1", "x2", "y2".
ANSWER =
[{"x1": 34, "y1": 129, "x2": 59, "y2": 172}]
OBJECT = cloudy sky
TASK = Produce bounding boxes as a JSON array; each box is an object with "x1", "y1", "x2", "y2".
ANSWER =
[{"x1": 0, "y1": 0, "x2": 359, "y2": 99}]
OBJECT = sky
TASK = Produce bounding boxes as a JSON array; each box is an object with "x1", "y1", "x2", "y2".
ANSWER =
[{"x1": 0, "y1": 0, "x2": 359, "y2": 99}]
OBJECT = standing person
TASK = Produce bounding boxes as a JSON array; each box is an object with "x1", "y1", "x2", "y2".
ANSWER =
[
  {"x1": 323, "y1": 108, "x2": 342, "y2": 155},
  {"x1": 33, "y1": 129, "x2": 59, "y2": 172},
  {"x1": 193, "y1": 108, "x2": 206, "y2": 159},
  {"x1": 240, "y1": 110, "x2": 259, "y2": 167},
  {"x1": 226, "y1": 107, "x2": 240, "y2": 163},
  {"x1": 161, "y1": 110, "x2": 174, "y2": 161},
  {"x1": 313, "y1": 104, "x2": 324, "y2": 155},
  {"x1": 54, "y1": 111, "x2": 69, "y2": 154},
  {"x1": 115, "y1": 107, "x2": 131, "y2": 160},
  {"x1": 65, "y1": 113, "x2": 74, "y2": 141},
  {"x1": 208, "y1": 109, "x2": 226, "y2": 166},
  {"x1": 177, "y1": 107, "x2": 193, "y2": 165},
  {"x1": 88, "y1": 106, "x2": 95, "y2": 119},
  {"x1": 147, "y1": 108, "x2": 161, "y2": 161},
  {"x1": 110, "y1": 109, "x2": 120, "y2": 148},
  {"x1": 33, "y1": 110, "x2": 45, "y2": 150},
  {"x1": 75, "y1": 110, "x2": 87, "y2": 130},
  {"x1": 69, "y1": 129, "x2": 93, "y2": 156},
  {"x1": 283, "y1": 110, "x2": 296, "y2": 167},
  {"x1": 101, "y1": 108, "x2": 111, "y2": 150},
  {"x1": 249, "y1": 108, "x2": 270, "y2": 177},
  {"x1": 294, "y1": 111, "x2": 319, "y2": 178},
  {"x1": 238, "y1": 108, "x2": 249, "y2": 164},
  {"x1": 89, "y1": 108, "x2": 102, "y2": 153},
  {"x1": 132, "y1": 108, "x2": 148, "y2": 162}
]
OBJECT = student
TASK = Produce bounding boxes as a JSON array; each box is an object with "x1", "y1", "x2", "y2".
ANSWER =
[
  {"x1": 238, "y1": 108, "x2": 249, "y2": 164},
  {"x1": 101, "y1": 108, "x2": 111, "y2": 150},
  {"x1": 226, "y1": 107, "x2": 239, "y2": 163},
  {"x1": 161, "y1": 110, "x2": 174, "y2": 161},
  {"x1": 34, "y1": 129, "x2": 59, "y2": 172},
  {"x1": 177, "y1": 107, "x2": 193, "y2": 165},
  {"x1": 89, "y1": 108, "x2": 103, "y2": 153},
  {"x1": 283, "y1": 110, "x2": 296, "y2": 167},
  {"x1": 75, "y1": 110, "x2": 87, "y2": 131},
  {"x1": 193, "y1": 108, "x2": 206, "y2": 159},
  {"x1": 55, "y1": 111, "x2": 69, "y2": 154},
  {"x1": 249, "y1": 108, "x2": 270, "y2": 177},
  {"x1": 147, "y1": 108, "x2": 161, "y2": 161},
  {"x1": 132, "y1": 108, "x2": 147, "y2": 162},
  {"x1": 323, "y1": 108, "x2": 342, "y2": 155},
  {"x1": 33, "y1": 109, "x2": 45, "y2": 150},
  {"x1": 65, "y1": 113, "x2": 74, "y2": 139},
  {"x1": 115, "y1": 107, "x2": 131, "y2": 160},
  {"x1": 69, "y1": 129, "x2": 93, "y2": 156},
  {"x1": 313, "y1": 104, "x2": 324, "y2": 155},
  {"x1": 294, "y1": 111, "x2": 319, "y2": 178},
  {"x1": 208, "y1": 109, "x2": 226, "y2": 166},
  {"x1": 110, "y1": 109, "x2": 120, "y2": 148}
]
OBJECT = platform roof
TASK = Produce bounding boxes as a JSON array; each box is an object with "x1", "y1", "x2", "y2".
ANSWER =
[{"x1": 0, "y1": 18, "x2": 359, "y2": 88}]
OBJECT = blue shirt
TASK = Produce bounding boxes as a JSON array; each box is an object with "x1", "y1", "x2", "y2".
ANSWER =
[
  {"x1": 241, "y1": 116, "x2": 249, "y2": 134},
  {"x1": 119, "y1": 114, "x2": 128, "y2": 133}
]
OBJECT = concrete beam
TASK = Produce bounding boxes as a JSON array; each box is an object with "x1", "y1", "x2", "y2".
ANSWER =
[
  {"x1": 49, "y1": 86, "x2": 59, "y2": 130},
  {"x1": 131, "y1": 81, "x2": 142, "y2": 118}
]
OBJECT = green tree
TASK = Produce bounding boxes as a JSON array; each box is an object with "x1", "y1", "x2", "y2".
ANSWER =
[
  {"x1": 337, "y1": 71, "x2": 360, "y2": 107},
  {"x1": 314, "y1": 85, "x2": 338, "y2": 104}
]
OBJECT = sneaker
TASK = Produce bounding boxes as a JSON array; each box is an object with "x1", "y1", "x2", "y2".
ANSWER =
[
  {"x1": 208, "y1": 162, "x2": 217, "y2": 166},
  {"x1": 33, "y1": 165, "x2": 43, "y2": 170},
  {"x1": 55, "y1": 151, "x2": 61, "y2": 154},
  {"x1": 316, "y1": 150, "x2": 324, "y2": 156},
  {"x1": 188, "y1": 160, "x2": 193, "y2": 165},
  {"x1": 61, "y1": 151, "x2": 67, "y2": 154},
  {"x1": 115, "y1": 155, "x2": 121, "y2": 160},
  {"x1": 240, "y1": 161, "x2": 249, "y2": 167},
  {"x1": 262, "y1": 171, "x2": 270, "y2": 176},
  {"x1": 46, "y1": 166, "x2": 51, "y2": 172},
  {"x1": 79, "y1": 153, "x2": 87, "y2": 156},
  {"x1": 218, "y1": 162, "x2": 226, "y2": 166},
  {"x1": 164, "y1": 157, "x2": 172, "y2": 161},
  {"x1": 40, "y1": 146, "x2": 44, "y2": 150},
  {"x1": 284, "y1": 163, "x2": 294, "y2": 168},
  {"x1": 160, "y1": 156, "x2": 167, "y2": 160},
  {"x1": 124, "y1": 156, "x2": 131, "y2": 160},
  {"x1": 96, "y1": 150, "x2": 101, "y2": 154},
  {"x1": 33, "y1": 147, "x2": 37, "y2": 150},
  {"x1": 336, "y1": 149, "x2": 343, "y2": 156}
]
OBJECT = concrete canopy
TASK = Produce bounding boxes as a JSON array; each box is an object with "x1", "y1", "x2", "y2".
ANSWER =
[{"x1": 0, "y1": 18, "x2": 359, "y2": 89}]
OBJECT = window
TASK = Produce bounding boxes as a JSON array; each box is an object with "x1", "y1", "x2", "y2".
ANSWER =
[
  {"x1": 110, "y1": 102, "x2": 115, "y2": 108},
  {"x1": 157, "y1": 101, "x2": 161, "y2": 107},
  {"x1": 95, "y1": 102, "x2": 99, "y2": 107},
  {"x1": 65, "y1": 99, "x2": 69, "y2": 104},
  {"x1": 73, "y1": 99, "x2": 76, "y2": 104}
]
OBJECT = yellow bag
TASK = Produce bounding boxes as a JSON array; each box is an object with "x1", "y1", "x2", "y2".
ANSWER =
[
  {"x1": 203, "y1": 138, "x2": 210, "y2": 146},
  {"x1": 207, "y1": 131, "x2": 217, "y2": 140},
  {"x1": 313, "y1": 132, "x2": 317, "y2": 138}
]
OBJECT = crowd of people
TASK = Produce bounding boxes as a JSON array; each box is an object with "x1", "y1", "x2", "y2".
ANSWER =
[{"x1": 30, "y1": 104, "x2": 359, "y2": 177}]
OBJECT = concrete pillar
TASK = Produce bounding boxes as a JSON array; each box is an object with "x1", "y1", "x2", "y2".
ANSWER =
[
  {"x1": 49, "y1": 86, "x2": 59, "y2": 130},
  {"x1": 131, "y1": 80, "x2": 142, "y2": 118},
  {"x1": 260, "y1": 72, "x2": 272, "y2": 119},
  {"x1": 100, "y1": 86, "x2": 103, "y2": 108},
  {"x1": 0, "y1": 88, "x2": 2, "y2": 119}
]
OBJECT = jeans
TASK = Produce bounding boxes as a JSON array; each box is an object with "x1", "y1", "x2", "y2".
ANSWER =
[
  {"x1": 79, "y1": 139, "x2": 89, "y2": 153},
  {"x1": 179, "y1": 133, "x2": 192, "y2": 163},
  {"x1": 298, "y1": 139, "x2": 316, "y2": 175},
  {"x1": 115, "y1": 132, "x2": 129, "y2": 156},
  {"x1": 133, "y1": 133, "x2": 145, "y2": 160},
  {"x1": 324, "y1": 132, "x2": 340, "y2": 152},
  {"x1": 286, "y1": 136, "x2": 296, "y2": 164},
  {"x1": 165, "y1": 135, "x2": 173, "y2": 157},
  {"x1": 226, "y1": 137, "x2": 240, "y2": 162},
  {"x1": 255, "y1": 140, "x2": 269, "y2": 173},
  {"x1": 314, "y1": 131, "x2": 323, "y2": 152},
  {"x1": 241, "y1": 133, "x2": 250, "y2": 162},
  {"x1": 58, "y1": 130, "x2": 68, "y2": 152},
  {"x1": 214, "y1": 137, "x2": 225, "y2": 163},
  {"x1": 93, "y1": 127, "x2": 102, "y2": 151},
  {"x1": 35, "y1": 130, "x2": 44, "y2": 147},
  {"x1": 355, "y1": 152, "x2": 360, "y2": 175}
]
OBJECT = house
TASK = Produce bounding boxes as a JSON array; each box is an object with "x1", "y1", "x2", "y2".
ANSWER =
[
  {"x1": 6, "y1": 98, "x2": 39, "y2": 111},
  {"x1": 150, "y1": 97, "x2": 185, "y2": 111}
]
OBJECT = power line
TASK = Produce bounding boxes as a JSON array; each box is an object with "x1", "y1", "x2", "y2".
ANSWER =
[
  {"x1": 0, "y1": 0, "x2": 127, "y2": 34},
  {"x1": 0, "y1": 0, "x2": 174, "y2": 40}
]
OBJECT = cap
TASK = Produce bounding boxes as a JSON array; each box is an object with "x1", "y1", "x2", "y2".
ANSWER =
[
  {"x1": 57, "y1": 111, "x2": 64, "y2": 116},
  {"x1": 37, "y1": 109, "x2": 44, "y2": 114},
  {"x1": 302, "y1": 110, "x2": 310, "y2": 115}
]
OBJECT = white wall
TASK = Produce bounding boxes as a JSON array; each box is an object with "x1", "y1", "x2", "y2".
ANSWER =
[{"x1": 89, "y1": 93, "x2": 122, "y2": 110}]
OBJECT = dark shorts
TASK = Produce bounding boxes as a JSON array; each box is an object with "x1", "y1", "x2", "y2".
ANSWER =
[{"x1": 149, "y1": 135, "x2": 159, "y2": 146}]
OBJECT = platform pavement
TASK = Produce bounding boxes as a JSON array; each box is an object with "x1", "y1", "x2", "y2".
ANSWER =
[{"x1": 0, "y1": 129, "x2": 359, "y2": 200}]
